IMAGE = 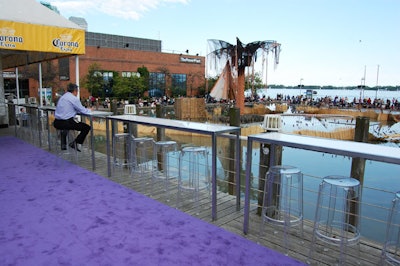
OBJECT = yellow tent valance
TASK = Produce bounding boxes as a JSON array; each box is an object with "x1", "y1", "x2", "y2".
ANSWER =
[{"x1": 0, "y1": 20, "x2": 85, "y2": 54}]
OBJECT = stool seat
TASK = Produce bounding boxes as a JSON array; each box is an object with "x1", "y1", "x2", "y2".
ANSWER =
[
  {"x1": 323, "y1": 175, "x2": 360, "y2": 187},
  {"x1": 308, "y1": 175, "x2": 361, "y2": 265},
  {"x1": 155, "y1": 140, "x2": 177, "y2": 147}
]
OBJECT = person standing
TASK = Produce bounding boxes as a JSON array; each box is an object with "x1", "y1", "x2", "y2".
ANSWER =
[{"x1": 54, "y1": 83, "x2": 92, "y2": 151}]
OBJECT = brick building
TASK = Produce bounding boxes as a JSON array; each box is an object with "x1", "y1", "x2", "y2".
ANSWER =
[{"x1": 4, "y1": 31, "x2": 206, "y2": 103}]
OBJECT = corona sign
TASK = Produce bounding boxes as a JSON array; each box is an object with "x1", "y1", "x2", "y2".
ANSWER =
[{"x1": 0, "y1": 20, "x2": 85, "y2": 54}]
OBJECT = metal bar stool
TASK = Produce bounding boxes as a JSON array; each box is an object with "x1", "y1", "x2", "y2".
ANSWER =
[
  {"x1": 16, "y1": 111, "x2": 31, "y2": 141},
  {"x1": 112, "y1": 133, "x2": 134, "y2": 177},
  {"x1": 381, "y1": 191, "x2": 400, "y2": 265},
  {"x1": 130, "y1": 137, "x2": 155, "y2": 192},
  {"x1": 308, "y1": 175, "x2": 361, "y2": 265},
  {"x1": 152, "y1": 140, "x2": 178, "y2": 201},
  {"x1": 177, "y1": 146, "x2": 210, "y2": 215},
  {"x1": 26, "y1": 108, "x2": 42, "y2": 146},
  {"x1": 258, "y1": 165, "x2": 303, "y2": 255},
  {"x1": 53, "y1": 129, "x2": 79, "y2": 165}
]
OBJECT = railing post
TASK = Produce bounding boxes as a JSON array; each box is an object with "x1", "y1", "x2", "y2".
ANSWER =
[
  {"x1": 110, "y1": 99, "x2": 118, "y2": 115},
  {"x1": 156, "y1": 103, "x2": 164, "y2": 141},
  {"x1": 228, "y1": 107, "x2": 240, "y2": 195},
  {"x1": 351, "y1": 116, "x2": 369, "y2": 183},
  {"x1": 8, "y1": 102, "x2": 16, "y2": 126},
  {"x1": 257, "y1": 115, "x2": 282, "y2": 215},
  {"x1": 155, "y1": 104, "x2": 165, "y2": 172},
  {"x1": 257, "y1": 142, "x2": 282, "y2": 215},
  {"x1": 350, "y1": 116, "x2": 369, "y2": 226}
]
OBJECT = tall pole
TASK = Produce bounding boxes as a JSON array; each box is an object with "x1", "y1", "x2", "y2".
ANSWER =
[
  {"x1": 15, "y1": 67, "x2": 20, "y2": 100},
  {"x1": 376, "y1": 64, "x2": 380, "y2": 86},
  {"x1": 39, "y1": 63, "x2": 43, "y2": 107},
  {"x1": 76, "y1": 56, "x2": 80, "y2": 99},
  {"x1": 0, "y1": 57, "x2": 8, "y2": 126},
  {"x1": 363, "y1": 65, "x2": 366, "y2": 86},
  {"x1": 298, "y1": 78, "x2": 304, "y2": 95},
  {"x1": 375, "y1": 65, "x2": 380, "y2": 99},
  {"x1": 361, "y1": 65, "x2": 366, "y2": 100}
]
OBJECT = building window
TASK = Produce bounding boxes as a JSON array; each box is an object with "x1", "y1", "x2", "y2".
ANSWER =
[
  {"x1": 58, "y1": 57, "x2": 70, "y2": 81},
  {"x1": 149, "y1": 72, "x2": 165, "y2": 97},
  {"x1": 122, "y1": 71, "x2": 140, "y2": 78},
  {"x1": 103, "y1": 72, "x2": 114, "y2": 96},
  {"x1": 171, "y1": 74, "x2": 187, "y2": 96}
]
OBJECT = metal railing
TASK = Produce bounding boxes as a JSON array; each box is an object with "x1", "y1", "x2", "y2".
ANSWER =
[{"x1": 8, "y1": 103, "x2": 400, "y2": 250}]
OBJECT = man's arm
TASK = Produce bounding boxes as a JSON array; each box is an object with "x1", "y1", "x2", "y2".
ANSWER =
[{"x1": 72, "y1": 97, "x2": 92, "y2": 115}]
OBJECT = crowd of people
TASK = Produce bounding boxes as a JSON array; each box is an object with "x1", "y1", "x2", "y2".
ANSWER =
[
  {"x1": 80, "y1": 91, "x2": 400, "y2": 113},
  {"x1": 83, "y1": 95, "x2": 177, "y2": 110},
  {"x1": 243, "y1": 93, "x2": 400, "y2": 111}
]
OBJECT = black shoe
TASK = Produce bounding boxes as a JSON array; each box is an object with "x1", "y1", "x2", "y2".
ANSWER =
[
  {"x1": 61, "y1": 144, "x2": 67, "y2": 150},
  {"x1": 69, "y1": 142, "x2": 81, "y2": 152}
]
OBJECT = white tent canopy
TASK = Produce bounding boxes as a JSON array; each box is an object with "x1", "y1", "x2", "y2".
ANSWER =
[
  {"x1": 0, "y1": 0, "x2": 84, "y2": 68},
  {"x1": 0, "y1": 0, "x2": 85, "y2": 126}
]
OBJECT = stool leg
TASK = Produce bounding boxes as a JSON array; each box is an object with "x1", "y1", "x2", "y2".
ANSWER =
[
  {"x1": 282, "y1": 174, "x2": 290, "y2": 255},
  {"x1": 162, "y1": 146, "x2": 171, "y2": 201},
  {"x1": 308, "y1": 182, "x2": 323, "y2": 264},
  {"x1": 151, "y1": 145, "x2": 158, "y2": 197},
  {"x1": 164, "y1": 147, "x2": 169, "y2": 198},
  {"x1": 138, "y1": 143, "x2": 147, "y2": 191},
  {"x1": 53, "y1": 129, "x2": 78, "y2": 167},
  {"x1": 61, "y1": 130, "x2": 68, "y2": 149},
  {"x1": 176, "y1": 151, "x2": 183, "y2": 209},
  {"x1": 66, "y1": 130, "x2": 79, "y2": 163},
  {"x1": 191, "y1": 152, "x2": 200, "y2": 215},
  {"x1": 381, "y1": 193, "x2": 400, "y2": 265}
]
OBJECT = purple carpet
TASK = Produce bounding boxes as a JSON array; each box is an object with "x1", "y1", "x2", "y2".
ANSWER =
[{"x1": 0, "y1": 136, "x2": 304, "y2": 265}]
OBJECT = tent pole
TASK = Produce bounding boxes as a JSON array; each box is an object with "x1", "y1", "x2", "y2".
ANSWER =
[
  {"x1": 16, "y1": 67, "x2": 20, "y2": 100},
  {"x1": 0, "y1": 57, "x2": 8, "y2": 126},
  {"x1": 39, "y1": 63, "x2": 43, "y2": 107},
  {"x1": 75, "y1": 55, "x2": 80, "y2": 99}
]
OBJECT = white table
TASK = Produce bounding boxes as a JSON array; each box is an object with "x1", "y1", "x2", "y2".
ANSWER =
[
  {"x1": 243, "y1": 132, "x2": 400, "y2": 234},
  {"x1": 106, "y1": 114, "x2": 241, "y2": 221}
]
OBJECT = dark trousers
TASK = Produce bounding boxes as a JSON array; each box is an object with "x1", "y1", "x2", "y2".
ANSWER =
[{"x1": 53, "y1": 118, "x2": 91, "y2": 145}]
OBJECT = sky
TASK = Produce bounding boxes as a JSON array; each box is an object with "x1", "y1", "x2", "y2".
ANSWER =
[{"x1": 48, "y1": 0, "x2": 399, "y2": 87}]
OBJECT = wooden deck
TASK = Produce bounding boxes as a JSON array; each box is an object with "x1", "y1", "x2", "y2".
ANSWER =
[
  {"x1": 71, "y1": 147, "x2": 383, "y2": 266},
  {"x1": 0, "y1": 126, "x2": 386, "y2": 265}
]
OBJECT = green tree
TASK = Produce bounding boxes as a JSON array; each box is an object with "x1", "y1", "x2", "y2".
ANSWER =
[
  {"x1": 82, "y1": 63, "x2": 105, "y2": 97},
  {"x1": 170, "y1": 85, "x2": 186, "y2": 97},
  {"x1": 137, "y1": 66, "x2": 149, "y2": 90},
  {"x1": 245, "y1": 71, "x2": 264, "y2": 93},
  {"x1": 112, "y1": 73, "x2": 146, "y2": 100}
]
